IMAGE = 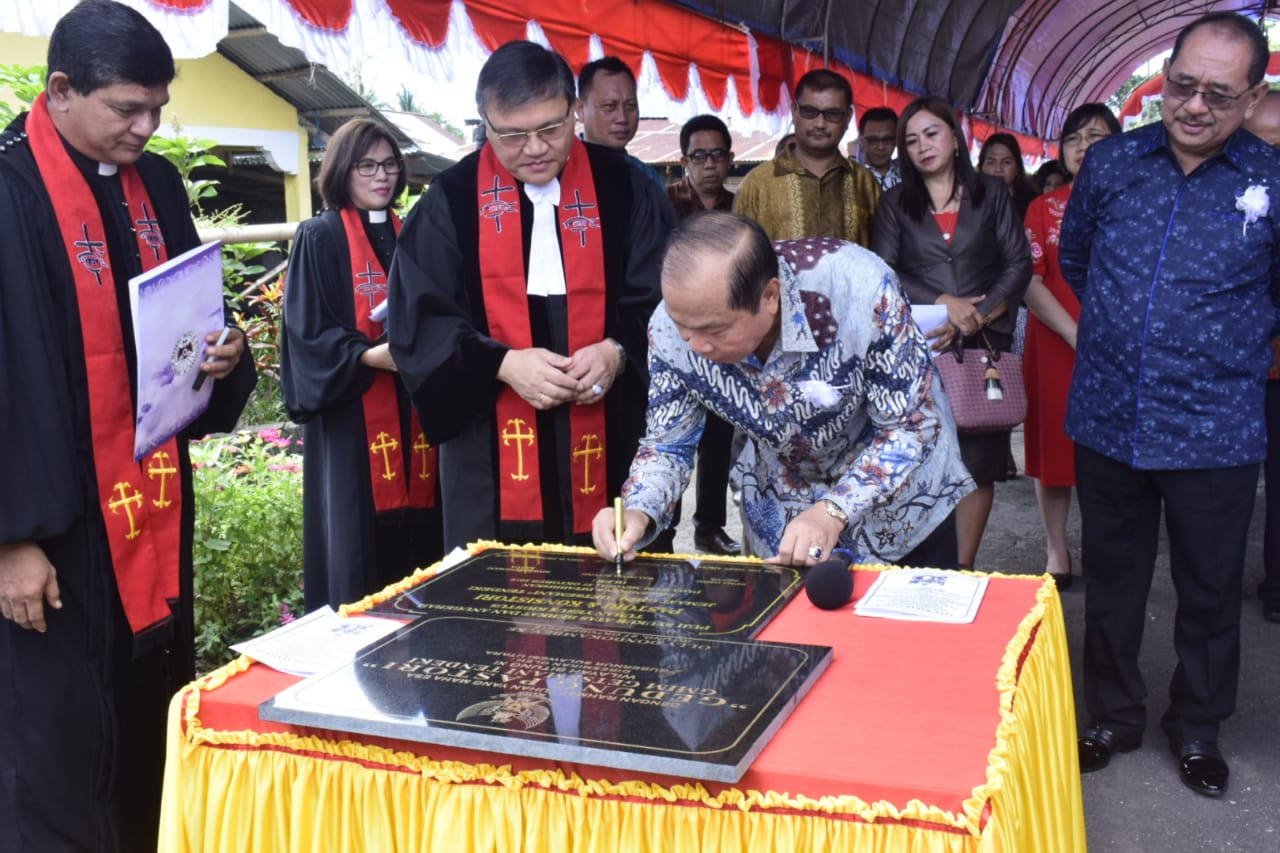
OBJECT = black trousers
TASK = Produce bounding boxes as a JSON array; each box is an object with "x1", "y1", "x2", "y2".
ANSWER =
[
  {"x1": 1261, "y1": 381, "x2": 1280, "y2": 606},
  {"x1": 1075, "y1": 444, "x2": 1257, "y2": 743},
  {"x1": 692, "y1": 412, "x2": 735, "y2": 533},
  {"x1": 662, "y1": 413, "x2": 737, "y2": 544}
]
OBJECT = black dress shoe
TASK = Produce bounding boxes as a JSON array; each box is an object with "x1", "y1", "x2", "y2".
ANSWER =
[
  {"x1": 1263, "y1": 601, "x2": 1280, "y2": 623},
  {"x1": 1169, "y1": 740, "x2": 1228, "y2": 796},
  {"x1": 694, "y1": 528, "x2": 741, "y2": 556},
  {"x1": 1050, "y1": 554, "x2": 1073, "y2": 591},
  {"x1": 1078, "y1": 726, "x2": 1142, "y2": 773}
]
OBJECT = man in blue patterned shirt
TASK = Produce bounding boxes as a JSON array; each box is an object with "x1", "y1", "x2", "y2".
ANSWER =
[
  {"x1": 590, "y1": 211, "x2": 972, "y2": 567},
  {"x1": 1060, "y1": 11, "x2": 1280, "y2": 797}
]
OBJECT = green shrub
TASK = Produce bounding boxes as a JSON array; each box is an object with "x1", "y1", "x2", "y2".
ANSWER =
[
  {"x1": 191, "y1": 427, "x2": 304, "y2": 665},
  {"x1": 233, "y1": 274, "x2": 287, "y2": 427},
  {"x1": 0, "y1": 63, "x2": 44, "y2": 126}
]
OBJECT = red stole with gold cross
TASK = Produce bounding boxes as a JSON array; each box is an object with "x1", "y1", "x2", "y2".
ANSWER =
[
  {"x1": 26, "y1": 92, "x2": 182, "y2": 636},
  {"x1": 340, "y1": 207, "x2": 435, "y2": 511},
  {"x1": 476, "y1": 139, "x2": 608, "y2": 533}
]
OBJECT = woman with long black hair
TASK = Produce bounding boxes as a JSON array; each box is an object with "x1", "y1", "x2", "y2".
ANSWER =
[{"x1": 873, "y1": 96, "x2": 1032, "y2": 569}]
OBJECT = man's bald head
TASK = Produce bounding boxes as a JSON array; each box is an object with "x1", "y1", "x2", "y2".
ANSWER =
[
  {"x1": 660, "y1": 212, "x2": 783, "y2": 364},
  {"x1": 1245, "y1": 90, "x2": 1280, "y2": 148},
  {"x1": 662, "y1": 212, "x2": 777, "y2": 312}
]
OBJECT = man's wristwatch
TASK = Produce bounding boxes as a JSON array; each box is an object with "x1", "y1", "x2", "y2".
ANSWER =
[
  {"x1": 822, "y1": 499, "x2": 849, "y2": 530},
  {"x1": 606, "y1": 337, "x2": 627, "y2": 375}
]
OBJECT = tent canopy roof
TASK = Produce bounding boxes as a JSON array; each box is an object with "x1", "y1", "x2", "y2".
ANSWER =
[
  {"x1": 4, "y1": 1, "x2": 1275, "y2": 141},
  {"x1": 670, "y1": 0, "x2": 1273, "y2": 138}
]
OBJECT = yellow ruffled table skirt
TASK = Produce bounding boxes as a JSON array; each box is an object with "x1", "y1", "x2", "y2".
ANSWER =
[{"x1": 160, "y1": 554, "x2": 1085, "y2": 852}]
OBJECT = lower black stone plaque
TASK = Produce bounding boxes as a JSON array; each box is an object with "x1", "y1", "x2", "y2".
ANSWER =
[{"x1": 261, "y1": 614, "x2": 832, "y2": 782}]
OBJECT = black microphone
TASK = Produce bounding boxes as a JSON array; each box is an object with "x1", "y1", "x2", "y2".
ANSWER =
[{"x1": 804, "y1": 549, "x2": 855, "y2": 610}]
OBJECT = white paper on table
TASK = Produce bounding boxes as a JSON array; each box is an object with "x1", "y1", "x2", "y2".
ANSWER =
[
  {"x1": 230, "y1": 605, "x2": 408, "y2": 676},
  {"x1": 128, "y1": 241, "x2": 224, "y2": 460},
  {"x1": 910, "y1": 304, "x2": 950, "y2": 337},
  {"x1": 853, "y1": 569, "x2": 988, "y2": 623}
]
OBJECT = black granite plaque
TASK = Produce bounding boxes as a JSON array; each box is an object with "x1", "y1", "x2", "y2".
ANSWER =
[
  {"x1": 261, "y1": 615, "x2": 831, "y2": 782},
  {"x1": 364, "y1": 546, "x2": 802, "y2": 639}
]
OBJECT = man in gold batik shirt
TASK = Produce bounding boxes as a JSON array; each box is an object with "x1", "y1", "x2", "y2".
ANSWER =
[{"x1": 734, "y1": 69, "x2": 880, "y2": 245}]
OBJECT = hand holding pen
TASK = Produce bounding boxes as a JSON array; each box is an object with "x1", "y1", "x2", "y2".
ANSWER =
[
  {"x1": 192, "y1": 326, "x2": 246, "y2": 390},
  {"x1": 591, "y1": 500, "x2": 653, "y2": 565}
]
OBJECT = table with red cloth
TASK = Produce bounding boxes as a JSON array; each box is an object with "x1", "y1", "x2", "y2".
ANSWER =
[{"x1": 159, "y1": 553, "x2": 1085, "y2": 852}]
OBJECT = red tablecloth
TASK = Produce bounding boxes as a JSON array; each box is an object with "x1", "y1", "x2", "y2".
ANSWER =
[{"x1": 161, "y1": 557, "x2": 1085, "y2": 852}]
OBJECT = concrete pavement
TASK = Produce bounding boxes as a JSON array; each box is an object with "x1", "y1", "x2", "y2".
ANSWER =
[{"x1": 672, "y1": 426, "x2": 1280, "y2": 851}]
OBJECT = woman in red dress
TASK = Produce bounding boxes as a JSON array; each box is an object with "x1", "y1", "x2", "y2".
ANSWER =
[{"x1": 1022, "y1": 103, "x2": 1121, "y2": 588}]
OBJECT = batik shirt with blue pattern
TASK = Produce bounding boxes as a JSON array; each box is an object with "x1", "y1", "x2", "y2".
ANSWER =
[
  {"x1": 623, "y1": 238, "x2": 974, "y2": 562},
  {"x1": 1060, "y1": 122, "x2": 1280, "y2": 469}
]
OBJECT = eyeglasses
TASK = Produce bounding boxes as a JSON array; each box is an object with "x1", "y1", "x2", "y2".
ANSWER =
[
  {"x1": 484, "y1": 113, "x2": 571, "y2": 150},
  {"x1": 796, "y1": 104, "x2": 849, "y2": 123},
  {"x1": 1163, "y1": 78, "x2": 1249, "y2": 112},
  {"x1": 686, "y1": 148, "x2": 730, "y2": 163},
  {"x1": 353, "y1": 158, "x2": 402, "y2": 177},
  {"x1": 1062, "y1": 130, "x2": 1111, "y2": 148}
]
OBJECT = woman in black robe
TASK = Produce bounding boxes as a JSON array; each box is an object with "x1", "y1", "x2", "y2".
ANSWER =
[{"x1": 281, "y1": 120, "x2": 443, "y2": 612}]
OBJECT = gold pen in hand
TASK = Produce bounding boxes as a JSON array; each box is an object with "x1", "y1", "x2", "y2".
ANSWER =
[{"x1": 613, "y1": 496, "x2": 624, "y2": 575}]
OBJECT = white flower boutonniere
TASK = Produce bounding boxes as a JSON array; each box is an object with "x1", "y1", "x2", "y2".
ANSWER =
[
  {"x1": 799, "y1": 380, "x2": 847, "y2": 408},
  {"x1": 1236, "y1": 184, "x2": 1270, "y2": 235}
]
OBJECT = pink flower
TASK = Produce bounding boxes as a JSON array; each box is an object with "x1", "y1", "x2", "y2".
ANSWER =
[
  {"x1": 279, "y1": 602, "x2": 296, "y2": 625},
  {"x1": 272, "y1": 438, "x2": 291, "y2": 449},
  {"x1": 191, "y1": 461, "x2": 205, "y2": 470},
  {"x1": 257, "y1": 427, "x2": 281, "y2": 443}
]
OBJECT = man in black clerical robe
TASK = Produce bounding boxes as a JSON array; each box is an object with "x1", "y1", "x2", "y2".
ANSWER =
[
  {"x1": 0, "y1": 4, "x2": 254, "y2": 850},
  {"x1": 389, "y1": 41, "x2": 672, "y2": 550}
]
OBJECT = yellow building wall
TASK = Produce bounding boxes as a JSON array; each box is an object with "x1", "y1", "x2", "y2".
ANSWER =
[{"x1": 0, "y1": 32, "x2": 311, "y2": 221}]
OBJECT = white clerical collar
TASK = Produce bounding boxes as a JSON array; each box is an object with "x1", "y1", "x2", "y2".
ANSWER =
[
  {"x1": 523, "y1": 178, "x2": 561, "y2": 207},
  {"x1": 524, "y1": 177, "x2": 567, "y2": 297},
  {"x1": 368, "y1": 208, "x2": 388, "y2": 224},
  {"x1": 98, "y1": 162, "x2": 118, "y2": 176}
]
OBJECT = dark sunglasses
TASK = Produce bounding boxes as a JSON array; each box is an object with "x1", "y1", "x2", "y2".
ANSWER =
[{"x1": 687, "y1": 148, "x2": 730, "y2": 163}]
